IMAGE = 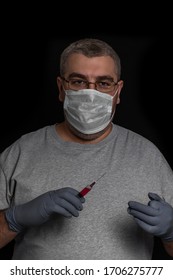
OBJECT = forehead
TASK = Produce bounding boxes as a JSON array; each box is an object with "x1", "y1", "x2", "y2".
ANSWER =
[{"x1": 65, "y1": 53, "x2": 117, "y2": 78}]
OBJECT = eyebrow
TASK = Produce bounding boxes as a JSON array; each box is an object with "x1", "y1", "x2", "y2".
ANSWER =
[{"x1": 68, "y1": 72, "x2": 114, "y2": 81}]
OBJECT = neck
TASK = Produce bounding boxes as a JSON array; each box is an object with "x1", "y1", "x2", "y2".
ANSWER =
[{"x1": 55, "y1": 121, "x2": 113, "y2": 144}]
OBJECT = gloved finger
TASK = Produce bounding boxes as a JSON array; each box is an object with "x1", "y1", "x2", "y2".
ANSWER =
[
  {"x1": 128, "y1": 208, "x2": 159, "y2": 225},
  {"x1": 58, "y1": 187, "x2": 82, "y2": 198},
  {"x1": 128, "y1": 201, "x2": 159, "y2": 216},
  {"x1": 79, "y1": 197, "x2": 85, "y2": 203},
  {"x1": 59, "y1": 188, "x2": 85, "y2": 204},
  {"x1": 62, "y1": 192, "x2": 84, "y2": 211},
  {"x1": 52, "y1": 190, "x2": 84, "y2": 211},
  {"x1": 53, "y1": 205, "x2": 73, "y2": 218},
  {"x1": 148, "y1": 192, "x2": 163, "y2": 202},
  {"x1": 133, "y1": 218, "x2": 158, "y2": 234},
  {"x1": 76, "y1": 195, "x2": 85, "y2": 204},
  {"x1": 54, "y1": 199, "x2": 80, "y2": 217}
]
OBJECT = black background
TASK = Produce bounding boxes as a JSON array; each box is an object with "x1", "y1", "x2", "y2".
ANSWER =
[{"x1": 0, "y1": 4, "x2": 172, "y2": 259}]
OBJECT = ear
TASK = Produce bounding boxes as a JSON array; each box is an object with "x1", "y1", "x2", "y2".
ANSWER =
[
  {"x1": 57, "y1": 77, "x2": 65, "y2": 102},
  {"x1": 116, "y1": 80, "x2": 124, "y2": 104}
]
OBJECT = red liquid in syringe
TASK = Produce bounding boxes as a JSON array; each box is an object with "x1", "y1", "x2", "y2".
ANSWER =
[
  {"x1": 77, "y1": 172, "x2": 106, "y2": 198},
  {"x1": 78, "y1": 181, "x2": 96, "y2": 198}
]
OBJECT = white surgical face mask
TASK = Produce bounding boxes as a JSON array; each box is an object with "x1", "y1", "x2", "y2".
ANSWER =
[{"x1": 63, "y1": 89, "x2": 118, "y2": 134}]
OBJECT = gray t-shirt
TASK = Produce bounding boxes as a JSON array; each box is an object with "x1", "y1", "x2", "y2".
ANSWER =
[{"x1": 0, "y1": 123, "x2": 173, "y2": 259}]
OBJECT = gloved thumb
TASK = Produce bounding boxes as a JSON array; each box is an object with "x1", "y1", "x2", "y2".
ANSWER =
[
  {"x1": 148, "y1": 192, "x2": 164, "y2": 202},
  {"x1": 148, "y1": 192, "x2": 166, "y2": 209}
]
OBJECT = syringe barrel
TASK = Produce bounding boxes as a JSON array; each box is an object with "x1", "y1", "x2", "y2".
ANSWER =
[{"x1": 78, "y1": 182, "x2": 95, "y2": 198}]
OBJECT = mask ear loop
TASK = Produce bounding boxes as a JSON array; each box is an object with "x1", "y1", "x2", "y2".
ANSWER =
[
  {"x1": 112, "y1": 88, "x2": 119, "y2": 99},
  {"x1": 109, "y1": 88, "x2": 119, "y2": 122}
]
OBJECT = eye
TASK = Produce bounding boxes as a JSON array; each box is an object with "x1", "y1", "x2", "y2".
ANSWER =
[
  {"x1": 70, "y1": 79, "x2": 87, "y2": 86},
  {"x1": 97, "y1": 80, "x2": 112, "y2": 88}
]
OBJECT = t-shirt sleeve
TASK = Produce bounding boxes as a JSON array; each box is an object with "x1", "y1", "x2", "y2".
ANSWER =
[
  {"x1": 158, "y1": 153, "x2": 173, "y2": 206},
  {"x1": 0, "y1": 143, "x2": 19, "y2": 209},
  {"x1": 0, "y1": 165, "x2": 10, "y2": 209}
]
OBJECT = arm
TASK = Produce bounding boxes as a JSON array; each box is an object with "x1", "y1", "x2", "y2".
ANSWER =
[
  {"x1": 4, "y1": 187, "x2": 85, "y2": 233},
  {"x1": 128, "y1": 193, "x2": 173, "y2": 258},
  {"x1": 162, "y1": 241, "x2": 173, "y2": 257},
  {"x1": 0, "y1": 210, "x2": 17, "y2": 249}
]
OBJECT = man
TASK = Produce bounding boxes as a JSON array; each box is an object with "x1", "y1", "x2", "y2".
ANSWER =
[{"x1": 0, "y1": 38, "x2": 173, "y2": 259}]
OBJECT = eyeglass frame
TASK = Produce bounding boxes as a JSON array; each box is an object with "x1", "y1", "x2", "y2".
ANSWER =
[{"x1": 61, "y1": 76, "x2": 119, "y2": 93}]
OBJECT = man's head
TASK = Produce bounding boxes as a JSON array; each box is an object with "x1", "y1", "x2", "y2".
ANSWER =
[
  {"x1": 59, "y1": 38, "x2": 121, "y2": 80},
  {"x1": 57, "y1": 38, "x2": 124, "y2": 141}
]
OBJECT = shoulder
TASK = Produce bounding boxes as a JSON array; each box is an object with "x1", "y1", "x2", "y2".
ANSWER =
[
  {"x1": 113, "y1": 123, "x2": 163, "y2": 158},
  {"x1": 0, "y1": 125, "x2": 54, "y2": 164},
  {"x1": 115, "y1": 123, "x2": 154, "y2": 144},
  {"x1": 19, "y1": 125, "x2": 52, "y2": 144},
  {"x1": 113, "y1": 124, "x2": 173, "y2": 185}
]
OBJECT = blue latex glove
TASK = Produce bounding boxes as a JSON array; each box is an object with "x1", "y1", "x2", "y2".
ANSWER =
[
  {"x1": 127, "y1": 192, "x2": 173, "y2": 242},
  {"x1": 5, "y1": 187, "x2": 85, "y2": 232}
]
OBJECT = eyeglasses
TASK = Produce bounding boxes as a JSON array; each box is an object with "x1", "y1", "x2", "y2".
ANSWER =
[{"x1": 61, "y1": 77, "x2": 118, "y2": 93}]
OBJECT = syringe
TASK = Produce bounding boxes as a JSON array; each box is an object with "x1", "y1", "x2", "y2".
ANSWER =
[{"x1": 77, "y1": 172, "x2": 106, "y2": 198}]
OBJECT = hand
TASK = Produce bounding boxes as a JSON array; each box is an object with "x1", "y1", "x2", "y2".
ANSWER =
[
  {"x1": 5, "y1": 187, "x2": 85, "y2": 232},
  {"x1": 127, "y1": 192, "x2": 173, "y2": 242}
]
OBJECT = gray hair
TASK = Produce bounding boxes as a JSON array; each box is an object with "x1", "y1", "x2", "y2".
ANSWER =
[{"x1": 60, "y1": 38, "x2": 121, "y2": 79}]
